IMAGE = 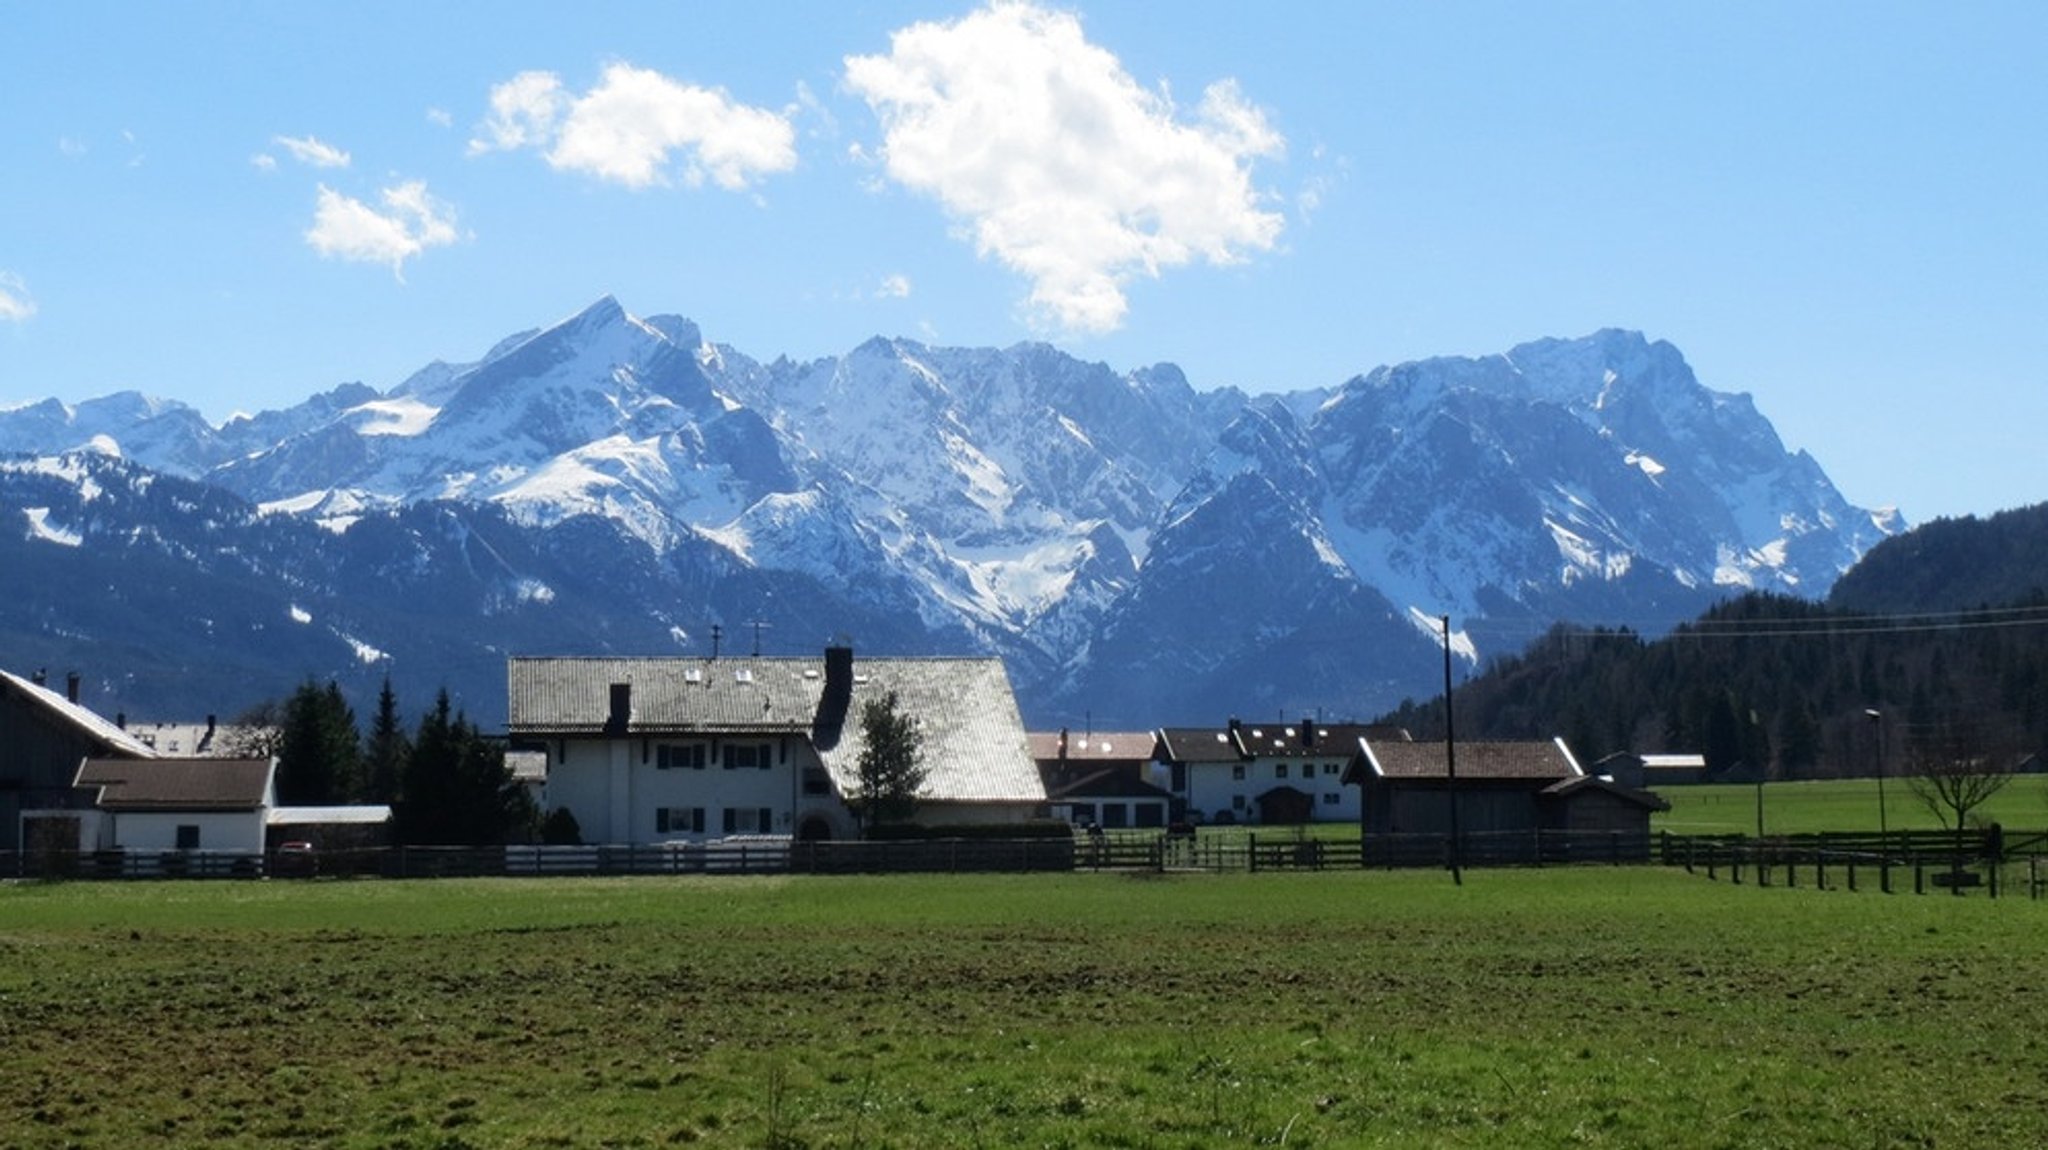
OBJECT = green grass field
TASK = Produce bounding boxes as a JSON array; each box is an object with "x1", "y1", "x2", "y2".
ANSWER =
[
  {"x1": 1653, "y1": 776, "x2": 2048, "y2": 836},
  {"x1": 6, "y1": 870, "x2": 2048, "y2": 1148}
]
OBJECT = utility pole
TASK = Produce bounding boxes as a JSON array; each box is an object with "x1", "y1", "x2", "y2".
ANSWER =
[
  {"x1": 709, "y1": 623, "x2": 723, "y2": 660},
  {"x1": 1442, "y1": 614, "x2": 1462, "y2": 886}
]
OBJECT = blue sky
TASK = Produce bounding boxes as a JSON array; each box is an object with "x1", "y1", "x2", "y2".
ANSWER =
[{"x1": 2, "y1": 1, "x2": 2043, "y2": 523}]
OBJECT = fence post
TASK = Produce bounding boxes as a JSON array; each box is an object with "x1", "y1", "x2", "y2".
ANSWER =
[{"x1": 1914, "y1": 858, "x2": 1924, "y2": 895}]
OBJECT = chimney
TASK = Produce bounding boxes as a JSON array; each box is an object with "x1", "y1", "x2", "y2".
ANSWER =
[
  {"x1": 824, "y1": 643, "x2": 854, "y2": 701},
  {"x1": 66, "y1": 671, "x2": 80, "y2": 704},
  {"x1": 605, "y1": 683, "x2": 632, "y2": 736},
  {"x1": 1301, "y1": 717, "x2": 1316, "y2": 748},
  {"x1": 1057, "y1": 726, "x2": 1069, "y2": 763},
  {"x1": 31, "y1": 668, "x2": 46, "y2": 687}
]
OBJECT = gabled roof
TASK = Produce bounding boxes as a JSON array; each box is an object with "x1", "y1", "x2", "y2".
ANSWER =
[
  {"x1": 1156, "y1": 727, "x2": 1248, "y2": 764},
  {"x1": 1234, "y1": 722, "x2": 1402, "y2": 760},
  {"x1": 75, "y1": 757, "x2": 273, "y2": 811},
  {"x1": 1539, "y1": 775, "x2": 1671, "y2": 811},
  {"x1": 1, "y1": 669, "x2": 156, "y2": 759},
  {"x1": 1348, "y1": 737, "x2": 1583, "y2": 784},
  {"x1": 507, "y1": 654, "x2": 1044, "y2": 804},
  {"x1": 1027, "y1": 730, "x2": 1156, "y2": 763}
]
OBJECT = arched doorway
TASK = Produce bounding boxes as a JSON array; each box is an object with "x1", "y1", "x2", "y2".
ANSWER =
[{"x1": 796, "y1": 815, "x2": 834, "y2": 842}]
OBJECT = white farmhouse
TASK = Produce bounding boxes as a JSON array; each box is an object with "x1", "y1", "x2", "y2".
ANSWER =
[
  {"x1": 506, "y1": 645, "x2": 1044, "y2": 843},
  {"x1": 72, "y1": 757, "x2": 275, "y2": 854},
  {"x1": 1158, "y1": 719, "x2": 1397, "y2": 826}
]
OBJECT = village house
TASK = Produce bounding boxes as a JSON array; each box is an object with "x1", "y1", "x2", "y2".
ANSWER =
[
  {"x1": 506, "y1": 645, "x2": 1045, "y2": 843},
  {"x1": 70, "y1": 756, "x2": 276, "y2": 856},
  {"x1": 1, "y1": 668, "x2": 156, "y2": 854},
  {"x1": 1155, "y1": 719, "x2": 1398, "y2": 825},
  {"x1": 1029, "y1": 729, "x2": 1171, "y2": 829}
]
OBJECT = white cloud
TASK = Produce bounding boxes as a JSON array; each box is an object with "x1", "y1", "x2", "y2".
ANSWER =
[
  {"x1": 878, "y1": 273, "x2": 912, "y2": 298},
  {"x1": 844, "y1": 2, "x2": 1285, "y2": 333},
  {"x1": 471, "y1": 63, "x2": 796, "y2": 191},
  {"x1": 305, "y1": 180, "x2": 459, "y2": 280},
  {"x1": 275, "y1": 134, "x2": 351, "y2": 169},
  {"x1": 426, "y1": 107, "x2": 453, "y2": 128},
  {"x1": 0, "y1": 273, "x2": 36, "y2": 322},
  {"x1": 250, "y1": 152, "x2": 278, "y2": 172}
]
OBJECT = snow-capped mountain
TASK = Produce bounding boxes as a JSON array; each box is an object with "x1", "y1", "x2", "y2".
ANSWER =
[{"x1": 0, "y1": 300, "x2": 1900, "y2": 727}]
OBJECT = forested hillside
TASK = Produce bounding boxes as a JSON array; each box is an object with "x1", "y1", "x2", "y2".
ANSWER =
[{"x1": 1377, "y1": 515, "x2": 2048, "y2": 779}]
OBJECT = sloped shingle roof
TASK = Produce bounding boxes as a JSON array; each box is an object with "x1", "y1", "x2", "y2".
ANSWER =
[
  {"x1": 76, "y1": 758, "x2": 273, "y2": 811},
  {"x1": 508, "y1": 655, "x2": 1043, "y2": 804},
  {"x1": 1156, "y1": 727, "x2": 1248, "y2": 764},
  {"x1": 1027, "y1": 731, "x2": 1156, "y2": 763},
  {"x1": 1, "y1": 669, "x2": 157, "y2": 759},
  {"x1": 1353, "y1": 737, "x2": 1583, "y2": 783}
]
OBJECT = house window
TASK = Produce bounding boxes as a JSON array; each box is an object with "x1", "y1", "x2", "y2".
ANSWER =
[
  {"x1": 1103, "y1": 804, "x2": 1128, "y2": 829},
  {"x1": 657, "y1": 807, "x2": 706, "y2": 834},
  {"x1": 1323, "y1": 763, "x2": 1339, "y2": 775},
  {"x1": 1231, "y1": 765, "x2": 1246, "y2": 781},
  {"x1": 1275, "y1": 763, "x2": 1289, "y2": 779},
  {"x1": 1322, "y1": 792, "x2": 1341, "y2": 805},
  {"x1": 723, "y1": 743, "x2": 768, "y2": 771},
  {"x1": 1231, "y1": 795, "x2": 1246, "y2": 811},
  {"x1": 802, "y1": 767, "x2": 831, "y2": 796},
  {"x1": 658, "y1": 744, "x2": 707, "y2": 770},
  {"x1": 721, "y1": 807, "x2": 772, "y2": 834},
  {"x1": 175, "y1": 825, "x2": 201, "y2": 850}
]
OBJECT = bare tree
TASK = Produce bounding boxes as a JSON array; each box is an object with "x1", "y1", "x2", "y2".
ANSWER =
[{"x1": 1905, "y1": 719, "x2": 2018, "y2": 861}]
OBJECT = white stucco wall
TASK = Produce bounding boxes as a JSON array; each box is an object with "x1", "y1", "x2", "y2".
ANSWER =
[
  {"x1": 112, "y1": 810, "x2": 266, "y2": 853},
  {"x1": 546, "y1": 735, "x2": 850, "y2": 844},
  {"x1": 1183, "y1": 757, "x2": 1358, "y2": 823}
]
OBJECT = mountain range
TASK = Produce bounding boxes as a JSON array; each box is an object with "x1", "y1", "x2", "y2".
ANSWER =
[{"x1": 0, "y1": 297, "x2": 1901, "y2": 728}]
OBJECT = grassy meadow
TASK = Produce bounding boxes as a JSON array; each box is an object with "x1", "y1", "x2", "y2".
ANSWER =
[
  {"x1": 1653, "y1": 776, "x2": 2048, "y2": 837},
  {"x1": 6, "y1": 869, "x2": 2048, "y2": 1148}
]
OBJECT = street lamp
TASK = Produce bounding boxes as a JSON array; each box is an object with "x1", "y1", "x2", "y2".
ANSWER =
[{"x1": 1865, "y1": 708, "x2": 1887, "y2": 843}]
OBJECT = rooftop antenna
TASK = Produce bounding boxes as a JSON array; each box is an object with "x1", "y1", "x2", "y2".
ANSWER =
[
  {"x1": 748, "y1": 619, "x2": 772, "y2": 657},
  {"x1": 709, "y1": 623, "x2": 724, "y2": 660}
]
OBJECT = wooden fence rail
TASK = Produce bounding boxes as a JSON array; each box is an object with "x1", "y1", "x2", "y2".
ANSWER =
[
  {"x1": 1656, "y1": 829, "x2": 2048, "y2": 898},
  {"x1": 6, "y1": 828, "x2": 1669, "y2": 880}
]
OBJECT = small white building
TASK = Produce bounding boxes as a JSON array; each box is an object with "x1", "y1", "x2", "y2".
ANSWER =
[
  {"x1": 71, "y1": 757, "x2": 276, "y2": 854},
  {"x1": 507, "y1": 645, "x2": 1045, "y2": 843}
]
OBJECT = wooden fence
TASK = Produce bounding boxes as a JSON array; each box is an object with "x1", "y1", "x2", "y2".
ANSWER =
[
  {"x1": 5, "y1": 827, "x2": 1664, "y2": 880},
  {"x1": 1657, "y1": 829, "x2": 2048, "y2": 898}
]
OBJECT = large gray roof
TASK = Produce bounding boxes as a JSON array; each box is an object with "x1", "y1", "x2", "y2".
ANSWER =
[{"x1": 507, "y1": 655, "x2": 1043, "y2": 805}]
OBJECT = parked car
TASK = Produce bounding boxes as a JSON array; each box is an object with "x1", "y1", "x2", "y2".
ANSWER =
[{"x1": 272, "y1": 840, "x2": 317, "y2": 877}]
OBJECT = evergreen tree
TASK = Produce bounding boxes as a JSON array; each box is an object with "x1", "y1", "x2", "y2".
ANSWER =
[
  {"x1": 852, "y1": 690, "x2": 928, "y2": 832},
  {"x1": 396, "y1": 689, "x2": 536, "y2": 845},
  {"x1": 275, "y1": 679, "x2": 362, "y2": 804},
  {"x1": 363, "y1": 675, "x2": 410, "y2": 805}
]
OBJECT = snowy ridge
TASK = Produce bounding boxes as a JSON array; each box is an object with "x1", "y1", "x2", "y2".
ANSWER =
[{"x1": 0, "y1": 302, "x2": 1900, "y2": 726}]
